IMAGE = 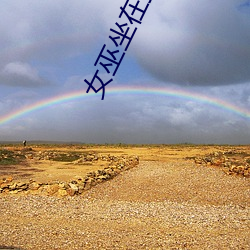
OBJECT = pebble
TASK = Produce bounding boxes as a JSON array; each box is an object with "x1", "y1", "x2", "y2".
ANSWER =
[{"x1": 0, "y1": 159, "x2": 249, "y2": 249}]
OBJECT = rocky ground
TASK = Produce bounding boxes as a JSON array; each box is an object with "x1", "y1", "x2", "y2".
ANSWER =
[
  {"x1": 0, "y1": 145, "x2": 249, "y2": 249},
  {"x1": 0, "y1": 151, "x2": 139, "y2": 196}
]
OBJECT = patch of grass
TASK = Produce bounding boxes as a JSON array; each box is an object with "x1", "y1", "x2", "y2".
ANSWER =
[
  {"x1": 52, "y1": 153, "x2": 81, "y2": 162},
  {"x1": 0, "y1": 158, "x2": 19, "y2": 165},
  {"x1": 0, "y1": 149, "x2": 25, "y2": 165},
  {"x1": 0, "y1": 149, "x2": 18, "y2": 165},
  {"x1": 224, "y1": 152, "x2": 250, "y2": 158},
  {"x1": 0, "y1": 149, "x2": 13, "y2": 154}
]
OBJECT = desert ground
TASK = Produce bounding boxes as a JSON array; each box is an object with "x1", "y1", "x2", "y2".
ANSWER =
[{"x1": 0, "y1": 144, "x2": 249, "y2": 249}]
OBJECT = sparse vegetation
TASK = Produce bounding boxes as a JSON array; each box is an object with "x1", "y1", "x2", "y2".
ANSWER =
[
  {"x1": 52, "y1": 153, "x2": 81, "y2": 162},
  {"x1": 0, "y1": 149, "x2": 23, "y2": 165},
  {"x1": 0, "y1": 144, "x2": 249, "y2": 250}
]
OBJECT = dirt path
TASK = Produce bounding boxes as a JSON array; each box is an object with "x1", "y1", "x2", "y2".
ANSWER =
[
  {"x1": 87, "y1": 160, "x2": 249, "y2": 205},
  {"x1": 0, "y1": 158, "x2": 249, "y2": 249}
]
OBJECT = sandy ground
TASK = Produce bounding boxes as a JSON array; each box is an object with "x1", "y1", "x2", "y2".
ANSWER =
[{"x1": 0, "y1": 145, "x2": 249, "y2": 249}]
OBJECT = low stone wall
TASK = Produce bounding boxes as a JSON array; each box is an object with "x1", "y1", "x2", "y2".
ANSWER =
[
  {"x1": 194, "y1": 151, "x2": 250, "y2": 177},
  {"x1": 0, "y1": 155, "x2": 139, "y2": 196}
]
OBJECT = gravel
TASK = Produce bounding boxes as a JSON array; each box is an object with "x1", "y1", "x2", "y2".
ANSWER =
[{"x1": 0, "y1": 160, "x2": 249, "y2": 249}]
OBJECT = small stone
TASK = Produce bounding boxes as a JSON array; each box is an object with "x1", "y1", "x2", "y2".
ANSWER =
[
  {"x1": 6, "y1": 176, "x2": 13, "y2": 182},
  {"x1": 78, "y1": 184, "x2": 84, "y2": 194},
  {"x1": 0, "y1": 183, "x2": 9, "y2": 189},
  {"x1": 16, "y1": 182, "x2": 27, "y2": 187},
  {"x1": 9, "y1": 183, "x2": 17, "y2": 190},
  {"x1": 67, "y1": 188, "x2": 76, "y2": 196},
  {"x1": 69, "y1": 183, "x2": 79, "y2": 192},
  {"x1": 9, "y1": 190, "x2": 19, "y2": 194},
  {"x1": 47, "y1": 184, "x2": 59, "y2": 195},
  {"x1": 59, "y1": 182, "x2": 67, "y2": 189},
  {"x1": 58, "y1": 189, "x2": 68, "y2": 196},
  {"x1": 29, "y1": 182, "x2": 41, "y2": 190},
  {"x1": 97, "y1": 175, "x2": 107, "y2": 181}
]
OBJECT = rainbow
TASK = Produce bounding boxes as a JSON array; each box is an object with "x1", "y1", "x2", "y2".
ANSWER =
[{"x1": 0, "y1": 86, "x2": 249, "y2": 125}]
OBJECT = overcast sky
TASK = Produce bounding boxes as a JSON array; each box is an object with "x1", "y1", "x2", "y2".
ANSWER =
[{"x1": 0, "y1": 0, "x2": 249, "y2": 144}]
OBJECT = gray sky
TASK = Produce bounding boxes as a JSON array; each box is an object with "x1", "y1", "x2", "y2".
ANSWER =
[{"x1": 0, "y1": 0, "x2": 249, "y2": 144}]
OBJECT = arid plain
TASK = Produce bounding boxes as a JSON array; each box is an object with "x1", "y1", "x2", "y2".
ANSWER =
[{"x1": 0, "y1": 144, "x2": 249, "y2": 249}]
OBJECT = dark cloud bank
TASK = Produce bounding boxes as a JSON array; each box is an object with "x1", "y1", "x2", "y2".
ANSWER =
[{"x1": 134, "y1": 0, "x2": 250, "y2": 86}]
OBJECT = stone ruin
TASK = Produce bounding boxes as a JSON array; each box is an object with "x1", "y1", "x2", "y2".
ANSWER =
[
  {"x1": 193, "y1": 150, "x2": 250, "y2": 177},
  {"x1": 0, "y1": 150, "x2": 139, "y2": 196}
]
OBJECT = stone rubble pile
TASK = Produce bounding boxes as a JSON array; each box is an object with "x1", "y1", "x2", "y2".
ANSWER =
[
  {"x1": 22, "y1": 150, "x2": 79, "y2": 161},
  {"x1": 1, "y1": 148, "x2": 129, "y2": 163},
  {"x1": 20, "y1": 149, "x2": 101, "y2": 162},
  {"x1": 0, "y1": 155, "x2": 139, "y2": 196},
  {"x1": 194, "y1": 151, "x2": 250, "y2": 177},
  {"x1": 0, "y1": 149, "x2": 26, "y2": 162}
]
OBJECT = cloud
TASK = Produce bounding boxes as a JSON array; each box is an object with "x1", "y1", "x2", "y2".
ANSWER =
[
  {"x1": 132, "y1": 0, "x2": 250, "y2": 86},
  {"x1": 0, "y1": 62, "x2": 48, "y2": 87},
  {"x1": 0, "y1": 0, "x2": 249, "y2": 144},
  {"x1": 0, "y1": 82, "x2": 249, "y2": 144},
  {"x1": 1, "y1": 0, "x2": 250, "y2": 87},
  {"x1": 0, "y1": 0, "x2": 122, "y2": 64},
  {"x1": 0, "y1": 0, "x2": 123, "y2": 88}
]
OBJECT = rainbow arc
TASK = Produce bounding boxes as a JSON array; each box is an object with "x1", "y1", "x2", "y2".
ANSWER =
[{"x1": 0, "y1": 86, "x2": 249, "y2": 125}]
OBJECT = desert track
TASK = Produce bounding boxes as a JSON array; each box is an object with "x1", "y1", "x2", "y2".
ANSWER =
[{"x1": 0, "y1": 148, "x2": 249, "y2": 250}]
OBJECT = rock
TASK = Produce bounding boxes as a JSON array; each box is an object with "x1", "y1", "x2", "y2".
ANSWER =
[
  {"x1": 243, "y1": 170, "x2": 250, "y2": 177},
  {"x1": 6, "y1": 176, "x2": 13, "y2": 182},
  {"x1": 29, "y1": 182, "x2": 41, "y2": 190},
  {"x1": 84, "y1": 179, "x2": 94, "y2": 190},
  {"x1": 0, "y1": 183, "x2": 10, "y2": 189},
  {"x1": 78, "y1": 184, "x2": 84, "y2": 194},
  {"x1": 58, "y1": 182, "x2": 67, "y2": 189},
  {"x1": 16, "y1": 182, "x2": 28, "y2": 190},
  {"x1": 86, "y1": 172, "x2": 96, "y2": 178},
  {"x1": 21, "y1": 147, "x2": 33, "y2": 152},
  {"x1": 236, "y1": 166, "x2": 245, "y2": 174},
  {"x1": 58, "y1": 189, "x2": 68, "y2": 197},
  {"x1": 8, "y1": 183, "x2": 17, "y2": 190},
  {"x1": 224, "y1": 162, "x2": 232, "y2": 168},
  {"x1": 86, "y1": 154, "x2": 95, "y2": 161},
  {"x1": 46, "y1": 184, "x2": 59, "y2": 195},
  {"x1": 204, "y1": 156, "x2": 212, "y2": 163},
  {"x1": 195, "y1": 158, "x2": 203, "y2": 164},
  {"x1": 69, "y1": 183, "x2": 79, "y2": 192},
  {"x1": 97, "y1": 175, "x2": 107, "y2": 181},
  {"x1": 74, "y1": 176, "x2": 84, "y2": 182},
  {"x1": 9, "y1": 190, "x2": 19, "y2": 194},
  {"x1": 214, "y1": 152, "x2": 220, "y2": 157},
  {"x1": 67, "y1": 188, "x2": 76, "y2": 196},
  {"x1": 9, "y1": 189, "x2": 21, "y2": 194},
  {"x1": 25, "y1": 154, "x2": 33, "y2": 159},
  {"x1": 0, "y1": 153, "x2": 140, "y2": 196},
  {"x1": 193, "y1": 151, "x2": 250, "y2": 178}
]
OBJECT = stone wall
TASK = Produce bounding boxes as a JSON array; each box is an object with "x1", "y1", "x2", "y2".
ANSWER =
[
  {"x1": 194, "y1": 151, "x2": 250, "y2": 177},
  {"x1": 0, "y1": 155, "x2": 139, "y2": 196}
]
